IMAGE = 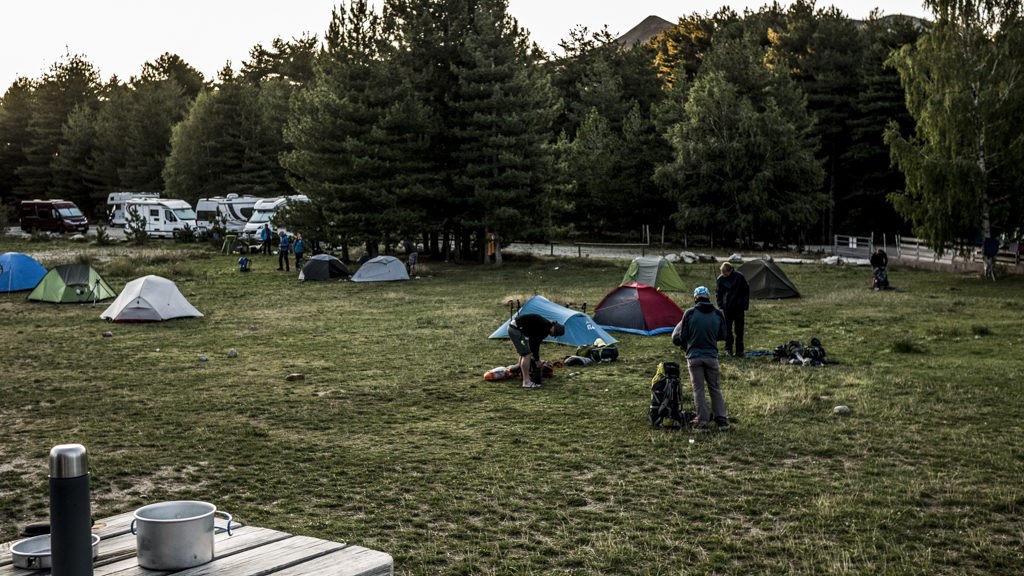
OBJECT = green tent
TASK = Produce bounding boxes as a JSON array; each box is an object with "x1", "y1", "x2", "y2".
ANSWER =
[
  {"x1": 621, "y1": 256, "x2": 687, "y2": 292},
  {"x1": 28, "y1": 264, "x2": 117, "y2": 303}
]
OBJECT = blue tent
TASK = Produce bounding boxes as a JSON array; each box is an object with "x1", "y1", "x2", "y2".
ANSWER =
[
  {"x1": 489, "y1": 295, "x2": 617, "y2": 347},
  {"x1": 0, "y1": 252, "x2": 47, "y2": 292}
]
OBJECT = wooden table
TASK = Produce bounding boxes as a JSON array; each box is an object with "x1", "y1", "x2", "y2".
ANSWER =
[{"x1": 0, "y1": 512, "x2": 392, "y2": 575}]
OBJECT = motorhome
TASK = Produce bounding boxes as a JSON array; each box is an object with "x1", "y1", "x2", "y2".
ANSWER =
[
  {"x1": 107, "y1": 191, "x2": 160, "y2": 227},
  {"x1": 195, "y1": 194, "x2": 263, "y2": 233},
  {"x1": 123, "y1": 198, "x2": 198, "y2": 238},
  {"x1": 19, "y1": 200, "x2": 89, "y2": 233},
  {"x1": 241, "y1": 195, "x2": 309, "y2": 241}
]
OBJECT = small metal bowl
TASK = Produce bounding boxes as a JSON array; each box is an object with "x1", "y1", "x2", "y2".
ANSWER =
[{"x1": 9, "y1": 533, "x2": 100, "y2": 570}]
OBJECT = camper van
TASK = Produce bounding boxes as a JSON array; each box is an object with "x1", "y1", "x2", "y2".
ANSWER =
[
  {"x1": 195, "y1": 194, "x2": 263, "y2": 234},
  {"x1": 124, "y1": 198, "x2": 198, "y2": 238},
  {"x1": 241, "y1": 195, "x2": 309, "y2": 241},
  {"x1": 19, "y1": 200, "x2": 89, "y2": 233},
  {"x1": 107, "y1": 191, "x2": 160, "y2": 227}
]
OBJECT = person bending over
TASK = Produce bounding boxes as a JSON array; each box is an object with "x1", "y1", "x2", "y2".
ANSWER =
[{"x1": 507, "y1": 313, "x2": 564, "y2": 389}]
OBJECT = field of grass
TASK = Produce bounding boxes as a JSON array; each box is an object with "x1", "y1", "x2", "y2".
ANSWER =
[{"x1": 1, "y1": 239, "x2": 1022, "y2": 575}]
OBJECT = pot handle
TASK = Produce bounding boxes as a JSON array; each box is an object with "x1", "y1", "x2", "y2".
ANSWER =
[
  {"x1": 130, "y1": 518, "x2": 136, "y2": 534},
  {"x1": 214, "y1": 510, "x2": 233, "y2": 536}
]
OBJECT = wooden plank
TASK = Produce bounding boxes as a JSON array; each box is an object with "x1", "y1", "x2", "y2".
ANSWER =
[
  {"x1": 171, "y1": 535, "x2": 346, "y2": 576},
  {"x1": 270, "y1": 545, "x2": 394, "y2": 576}
]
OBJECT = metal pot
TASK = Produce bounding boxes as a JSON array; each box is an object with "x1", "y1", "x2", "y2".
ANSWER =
[
  {"x1": 9, "y1": 533, "x2": 100, "y2": 570},
  {"x1": 131, "y1": 500, "x2": 232, "y2": 570}
]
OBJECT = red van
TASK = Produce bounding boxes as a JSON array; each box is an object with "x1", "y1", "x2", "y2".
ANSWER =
[{"x1": 19, "y1": 200, "x2": 90, "y2": 233}]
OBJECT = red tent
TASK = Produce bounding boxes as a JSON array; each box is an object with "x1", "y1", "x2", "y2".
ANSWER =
[{"x1": 593, "y1": 282, "x2": 684, "y2": 336}]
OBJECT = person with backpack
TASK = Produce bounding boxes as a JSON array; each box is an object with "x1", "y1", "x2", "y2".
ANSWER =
[
  {"x1": 277, "y1": 231, "x2": 291, "y2": 272},
  {"x1": 507, "y1": 313, "x2": 565, "y2": 389},
  {"x1": 672, "y1": 286, "x2": 730, "y2": 432},
  {"x1": 870, "y1": 248, "x2": 889, "y2": 290},
  {"x1": 716, "y1": 262, "x2": 750, "y2": 357}
]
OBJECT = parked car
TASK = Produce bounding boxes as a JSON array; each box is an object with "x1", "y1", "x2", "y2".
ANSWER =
[{"x1": 19, "y1": 200, "x2": 89, "y2": 233}]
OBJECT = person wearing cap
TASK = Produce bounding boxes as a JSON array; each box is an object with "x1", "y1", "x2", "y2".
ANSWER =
[
  {"x1": 672, "y1": 286, "x2": 730, "y2": 432},
  {"x1": 716, "y1": 262, "x2": 750, "y2": 357},
  {"x1": 507, "y1": 313, "x2": 565, "y2": 389}
]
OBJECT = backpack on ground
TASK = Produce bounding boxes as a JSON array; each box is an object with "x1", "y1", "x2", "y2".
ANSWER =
[
  {"x1": 649, "y1": 362, "x2": 691, "y2": 429},
  {"x1": 577, "y1": 343, "x2": 619, "y2": 363}
]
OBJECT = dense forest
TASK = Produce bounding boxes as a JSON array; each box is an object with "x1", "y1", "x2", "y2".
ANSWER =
[{"x1": 2, "y1": 0, "x2": 1022, "y2": 260}]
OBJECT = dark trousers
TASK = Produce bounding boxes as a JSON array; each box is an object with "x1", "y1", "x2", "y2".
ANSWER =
[
  {"x1": 262, "y1": 240, "x2": 271, "y2": 255},
  {"x1": 278, "y1": 251, "x2": 289, "y2": 271},
  {"x1": 724, "y1": 310, "x2": 745, "y2": 356},
  {"x1": 294, "y1": 252, "x2": 304, "y2": 269}
]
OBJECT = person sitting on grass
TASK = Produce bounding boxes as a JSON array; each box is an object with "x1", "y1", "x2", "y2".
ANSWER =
[{"x1": 507, "y1": 313, "x2": 564, "y2": 389}]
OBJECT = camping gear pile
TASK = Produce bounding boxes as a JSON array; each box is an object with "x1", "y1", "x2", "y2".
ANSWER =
[{"x1": 772, "y1": 338, "x2": 828, "y2": 366}]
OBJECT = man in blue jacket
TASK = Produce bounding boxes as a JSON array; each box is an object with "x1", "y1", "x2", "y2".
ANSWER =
[
  {"x1": 277, "y1": 231, "x2": 291, "y2": 272},
  {"x1": 672, "y1": 286, "x2": 729, "y2": 432}
]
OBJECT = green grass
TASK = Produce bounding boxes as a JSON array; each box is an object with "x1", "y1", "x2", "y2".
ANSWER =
[{"x1": 2, "y1": 239, "x2": 1023, "y2": 575}]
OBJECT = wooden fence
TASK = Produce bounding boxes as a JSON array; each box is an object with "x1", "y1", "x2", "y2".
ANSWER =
[{"x1": 894, "y1": 235, "x2": 1022, "y2": 274}]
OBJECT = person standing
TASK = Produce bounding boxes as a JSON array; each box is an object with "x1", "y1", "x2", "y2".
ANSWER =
[
  {"x1": 507, "y1": 313, "x2": 565, "y2": 389},
  {"x1": 672, "y1": 286, "x2": 729, "y2": 432},
  {"x1": 401, "y1": 237, "x2": 418, "y2": 276},
  {"x1": 716, "y1": 262, "x2": 750, "y2": 357},
  {"x1": 293, "y1": 233, "x2": 306, "y2": 270},
  {"x1": 277, "y1": 231, "x2": 291, "y2": 272},
  {"x1": 261, "y1": 224, "x2": 272, "y2": 256}
]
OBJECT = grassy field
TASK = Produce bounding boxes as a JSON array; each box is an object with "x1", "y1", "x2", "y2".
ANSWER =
[{"x1": 1, "y1": 239, "x2": 1022, "y2": 575}]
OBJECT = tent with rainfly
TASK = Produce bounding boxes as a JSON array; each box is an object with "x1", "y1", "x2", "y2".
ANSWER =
[
  {"x1": 299, "y1": 254, "x2": 351, "y2": 281},
  {"x1": 351, "y1": 255, "x2": 409, "y2": 282},
  {"x1": 489, "y1": 295, "x2": 617, "y2": 347},
  {"x1": 621, "y1": 256, "x2": 687, "y2": 292},
  {"x1": 28, "y1": 264, "x2": 117, "y2": 303},
  {"x1": 593, "y1": 282, "x2": 684, "y2": 336},
  {"x1": 738, "y1": 259, "x2": 800, "y2": 299},
  {"x1": 0, "y1": 252, "x2": 47, "y2": 293},
  {"x1": 100, "y1": 275, "x2": 203, "y2": 322}
]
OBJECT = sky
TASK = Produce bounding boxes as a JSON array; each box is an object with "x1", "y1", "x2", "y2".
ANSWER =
[{"x1": 0, "y1": 1, "x2": 932, "y2": 90}]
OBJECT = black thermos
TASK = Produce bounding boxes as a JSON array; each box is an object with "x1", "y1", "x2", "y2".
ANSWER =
[{"x1": 49, "y1": 444, "x2": 93, "y2": 576}]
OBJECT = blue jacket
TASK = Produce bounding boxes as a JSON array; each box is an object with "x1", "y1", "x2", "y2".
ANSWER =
[
  {"x1": 672, "y1": 301, "x2": 726, "y2": 359},
  {"x1": 293, "y1": 238, "x2": 305, "y2": 254},
  {"x1": 279, "y1": 235, "x2": 290, "y2": 252}
]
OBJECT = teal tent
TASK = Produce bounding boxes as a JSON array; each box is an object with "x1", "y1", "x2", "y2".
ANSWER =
[{"x1": 489, "y1": 295, "x2": 617, "y2": 347}]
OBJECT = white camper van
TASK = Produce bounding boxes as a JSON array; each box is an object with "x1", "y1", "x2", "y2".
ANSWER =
[
  {"x1": 195, "y1": 194, "x2": 262, "y2": 233},
  {"x1": 107, "y1": 191, "x2": 160, "y2": 227},
  {"x1": 241, "y1": 195, "x2": 309, "y2": 241},
  {"x1": 124, "y1": 198, "x2": 198, "y2": 238}
]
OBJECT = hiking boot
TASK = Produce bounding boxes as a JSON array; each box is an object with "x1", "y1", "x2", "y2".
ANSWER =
[
  {"x1": 716, "y1": 420, "x2": 730, "y2": 432},
  {"x1": 522, "y1": 381, "x2": 541, "y2": 389},
  {"x1": 690, "y1": 419, "x2": 710, "y2": 433}
]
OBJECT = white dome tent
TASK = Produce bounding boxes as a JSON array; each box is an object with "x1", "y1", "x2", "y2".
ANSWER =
[{"x1": 100, "y1": 275, "x2": 203, "y2": 322}]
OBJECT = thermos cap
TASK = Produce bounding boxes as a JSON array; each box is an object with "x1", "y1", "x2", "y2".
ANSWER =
[{"x1": 49, "y1": 444, "x2": 88, "y2": 478}]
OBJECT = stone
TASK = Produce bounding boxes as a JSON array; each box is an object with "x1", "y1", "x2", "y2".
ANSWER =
[
  {"x1": 102, "y1": 331, "x2": 113, "y2": 338},
  {"x1": 286, "y1": 373, "x2": 305, "y2": 381},
  {"x1": 227, "y1": 348, "x2": 238, "y2": 358},
  {"x1": 833, "y1": 405, "x2": 851, "y2": 416},
  {"x1": 198, "y1": 354, "x2": 209, "y2": 362}
]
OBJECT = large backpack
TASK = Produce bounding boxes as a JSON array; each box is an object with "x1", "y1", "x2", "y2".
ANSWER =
[
  {"x1": 649, "y1": 362, "x2": 689, "y2": 429},
  {"x1": 576, "y1": 343, "x2": 619, "y2": 363}
]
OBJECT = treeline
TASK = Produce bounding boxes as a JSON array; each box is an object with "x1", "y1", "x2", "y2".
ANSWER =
[{"x1": 2, "y1": 0, "x2": 1019, "y2": 259}]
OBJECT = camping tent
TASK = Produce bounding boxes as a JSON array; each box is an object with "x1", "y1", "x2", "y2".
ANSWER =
[
  {"x1": 489, "y1": 295, "x2": 617, "y2": 347},
  {"x1": 621, "y1": 256, "x2": 687, "y2": 292},
  {"x1": 593, "y1": 282, "x2": 684, "y2": 336},
  {"x1": 28, "y1": 264, "x2": 117, "y2": 303},
  {"x1": 351, "y1": 255, "x2": 409, "y2": 282},
  {"x1": 0, "y1": 252, "x2": 47, "y2": 292},
  {"x1": 738, "y1": 259, "x2": 800, "y2": 299},
  {"x1": 100, "y1": 275, "x2": 203, "y2": 322},
  {"x1": 299, "y1": 254, "x2": 350, "y2": 281}
]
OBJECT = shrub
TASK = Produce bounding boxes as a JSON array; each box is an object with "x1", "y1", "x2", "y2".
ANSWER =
[
  {"x1": 174, "y1": 224, "x2": 197, "y2": 243},
  {"x1": 971, "y1": 325, "x2": 993, "y2": 336},
  {"x1": 891, "y1": 338, "x2": 925, "y2": 354},
  {"x1": 93, "y1": 223, "x2": 112, "y2": 246},
  {"x1": 124, "y1": 210, "x2": 149, "y2": 245}
]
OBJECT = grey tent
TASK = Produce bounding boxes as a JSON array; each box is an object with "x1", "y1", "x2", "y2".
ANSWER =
[
  {"x1": 738, "y1": 259, "x2": 799, "y2": 299},
  {"x1": 299, "y1": 254, "x2": 350, "y2": 281},
  {"x1": 351, "y1": 255, "x2": 409, "y2": 282}
]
